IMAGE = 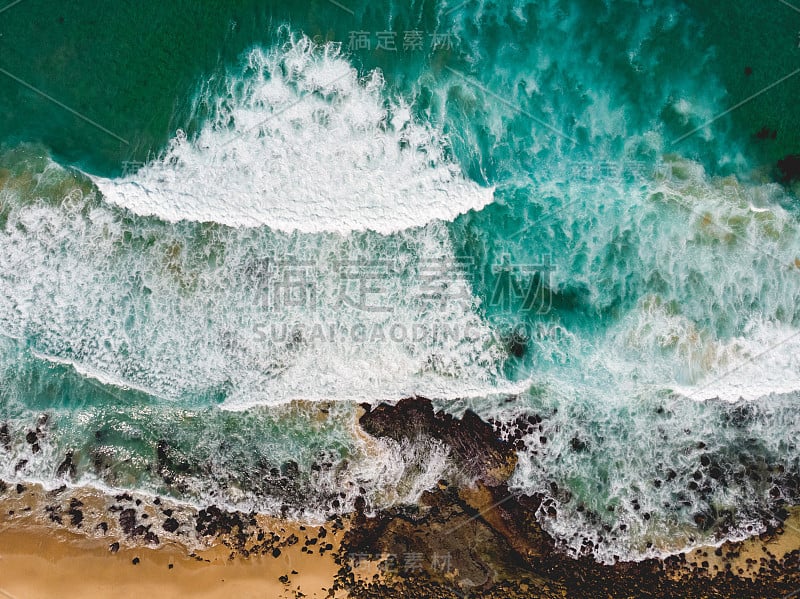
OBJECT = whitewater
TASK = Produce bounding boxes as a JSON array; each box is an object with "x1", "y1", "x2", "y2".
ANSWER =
[{"x1": 1, "y1": 1, "x2": 800, "y2": 567}]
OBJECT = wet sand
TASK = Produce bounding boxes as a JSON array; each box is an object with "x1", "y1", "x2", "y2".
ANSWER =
[
  {"x1": 681, "y1": 506, "x2": 800, "y2": 580},
  {"x1": 0, "y1": 484, "x2": 347, "y2": 599},
  {"x1": 0, "y1": 526, "x2": 345, "y2": 599}
]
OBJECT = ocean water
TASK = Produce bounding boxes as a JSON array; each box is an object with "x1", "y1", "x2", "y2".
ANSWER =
[{"x1": 1, "y1": 0, "x2": 800, "y2": 564}]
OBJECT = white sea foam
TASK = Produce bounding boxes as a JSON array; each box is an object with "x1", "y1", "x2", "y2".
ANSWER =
[
  {"x1": 618, "y1": 162, "x2": 800, "y2": 403},
  {"x1": 500, "y1": 157, "x2": 800, "y2": 563},
  {"x1": 669, "y1": 320, "x2": 800, "y2": 402},
  {"x1": 0, "y1": 149, "x2": 509, "y2": 409},
  {"x1": 517, "y1": 153, "x2": 800, "y2": 407},
  {"x1": 582, "y1": 298, "x2": 800, "y2": 404},
  {"x1": 92, "y1": 34, "x2": 493, "y2": 234},
  {"x1": 30, "y1": 350, "x2": 166, "y2": 399}
]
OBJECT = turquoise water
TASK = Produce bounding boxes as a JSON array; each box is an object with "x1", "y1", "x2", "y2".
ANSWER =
[{"x1": 1, "y1": 0, "x2": 800, "y2": 563}]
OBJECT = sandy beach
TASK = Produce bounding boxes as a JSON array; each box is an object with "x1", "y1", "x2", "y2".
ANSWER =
[
  {"x1": 0, "y1": 483, "x2": 347, "y2": 599},
  {"x1": 0, "y1": 526, "x2": 345, "y2": 599},
  {"x1": 5, "y1": 496, "x2": 800, "y2": 599}
]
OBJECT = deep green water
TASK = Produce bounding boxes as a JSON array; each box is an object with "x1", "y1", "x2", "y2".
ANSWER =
[{"x1": 1, "y1": 0, "x2": 800, "y2": 563}]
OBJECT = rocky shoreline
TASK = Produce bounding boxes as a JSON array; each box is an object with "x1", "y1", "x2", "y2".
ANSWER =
[
  {"x1": 345, "y1": 397, "x2": 800, "y2": 598},
  {"x1": 2, "y1": 397, "x2": 800, "y2": 598}
]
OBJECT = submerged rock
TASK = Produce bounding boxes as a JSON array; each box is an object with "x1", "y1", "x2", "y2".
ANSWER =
[
  {"x1": 345, "y1": 396, "x2": 800, "y2": 598},
  {"x1": 359, "y1": 397, "x2": 517, "y2": 486},
  {"x1": 777, "y1": 154, "x2": 800, "y2": 184},
  {"x1": 358, "y1": 397, "x2": 546, "y2": 569},
  {"x1": 0, "y1": 423, "x2": 10, "y2": 450},
  {"x1": 56, "y1": 450, "x2": 77, "y2": 480}
]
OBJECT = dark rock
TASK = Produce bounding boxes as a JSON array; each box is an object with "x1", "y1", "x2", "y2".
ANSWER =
[
  {"x1": 46, "y1": 505, "x2": 63, "y2": 524},
  {"x1": 157, "y1": 440, "x2": 169, "y2": 463},
  {"x1": 195, "y1": 505, "x2": 248, "y2": 537},
  {"x1": 359, "y1": 397, "x2": 550, "y2": 565},
  {"x1": 777, "y1": 154, "x2": 800, "y2": 184},
  {"x1": 45, "y1": 485, "x2": 66, "y2": 498},
  {"x1": 56, "y1": 450, "x2": 77, "y2": 479},
  {"x1": 280, "y1": 460, "x2": 299, "y2": 478},
  {"x1": 163, "y1": 518, "x2": 179, "y2": 533},
  {"x1": 37, "y1": 413, "x2": 49, "y2": 429},
  {"x1": 119, "y1": 508, "x2": 137, "y2": 536},
  {"x1": 70, "y1": 509, "x2": 84, "y2": 527},
  {"x1": 755, "y1": 126, "x2": 776, "y2": 140},
  {"x1": 0, "y1": 423, "x2": 10, "y2": 450},
  {"x1": 359, "y1": 397, "x2": 517, "y2": 487},
  {"x1": 505, "y1": 330, "x2": 528, "y2": 358},
  {"x1": 570, "y1": 437, "x2": 588, "y2": 452}
]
